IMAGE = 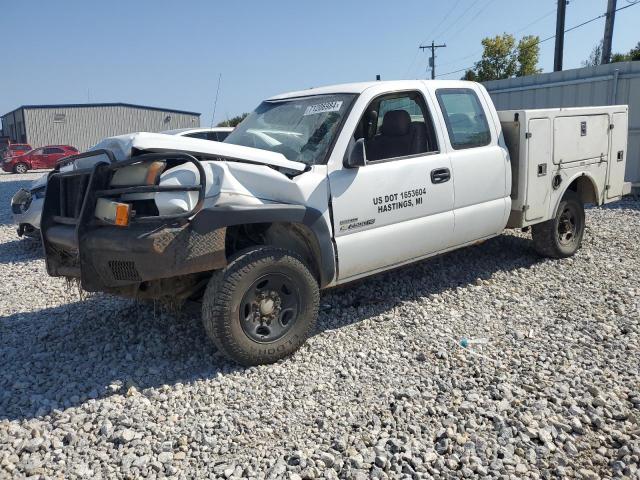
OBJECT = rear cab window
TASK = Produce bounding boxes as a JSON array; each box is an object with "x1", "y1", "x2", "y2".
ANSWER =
[{"x1": 436, "y1": 88, "x2": 491, "y2": 150}]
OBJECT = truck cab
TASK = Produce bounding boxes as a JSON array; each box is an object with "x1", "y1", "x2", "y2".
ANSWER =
[{"x1": 39, "y1": 80, "x2": 629, "y2": 365}]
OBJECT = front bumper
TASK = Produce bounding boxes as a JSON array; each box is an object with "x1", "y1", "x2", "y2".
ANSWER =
[
  {"x1": 41, "y1": 150, "x2": 219, "y2": 294},
  {"x1": 45, "y1": 222, "x2": 226, "y2": 292}
]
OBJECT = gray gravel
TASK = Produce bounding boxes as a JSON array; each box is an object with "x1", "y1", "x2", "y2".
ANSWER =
[{"x1": 0, "y1": 170, "x2": 639, "y2": 479}]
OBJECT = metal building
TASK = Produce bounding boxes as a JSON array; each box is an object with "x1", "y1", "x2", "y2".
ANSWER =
[
  {"x1": 1, "y1": 103, "x2": 200, "y2": 152},
  {"x1": 484, "y1": 61, "x2": 640, "y2": 189}
]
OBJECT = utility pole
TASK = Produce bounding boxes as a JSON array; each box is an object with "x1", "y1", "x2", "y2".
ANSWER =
[
  {"x1": 419, "y1": 41, "x2": 446, "y2": 79},
  {"x1": 601, "y1": 0, "x2": 617, "y2": 64},
  {"x1": 554, "y1": 0, "x2": 567, "y2": 71}
]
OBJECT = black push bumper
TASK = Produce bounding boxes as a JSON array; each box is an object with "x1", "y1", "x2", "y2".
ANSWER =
[{"x1": 41, "y1": 150, "x2": 226, "y2": 293}]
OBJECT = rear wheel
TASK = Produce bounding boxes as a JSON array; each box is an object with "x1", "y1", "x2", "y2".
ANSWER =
[
  {"x1": 202, "y1": 246, "x2": 319, "y2": 366},
  {"x1": 14, "y1": 162, "x2": 28, "y2": 174},
  {"x1": 531, "y1": 191, "x2": 585, "y2": 258}
]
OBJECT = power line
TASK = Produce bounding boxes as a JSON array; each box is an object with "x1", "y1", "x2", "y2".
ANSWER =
[
  {"x1": 412, "y1": 0, "x2": 490, "y2": 79},
  {"x1": 447, "y1": 0, "x2": 497, "y2": 42},
  {"x1": 405, "y1": 0, "x2": 463, "y2": 78},
  {"x1": 424, "y1": 0, "x2": 463, "y2": 43},
  {"x1": 436, "y1": 7, "x2": 556, "y2": 71},
  {"x1": 436, "y1": 0, "x2": 640, "y2": 78}
]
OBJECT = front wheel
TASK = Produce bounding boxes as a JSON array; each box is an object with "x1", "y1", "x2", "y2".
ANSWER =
[
  {"x1": 531, "y1": 191, "x2": 585, "y2": 258},
  {"x1": 202, "y1": 246, "x2": 319, "y2": 366},
  {"x1": 14, "y1": 162, "x2": 28, "y2": 174}
]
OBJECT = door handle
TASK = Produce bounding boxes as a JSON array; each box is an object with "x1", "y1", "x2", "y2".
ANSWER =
[{"x1": 430, "y1": 167, "x2": 451, "y2": 184}]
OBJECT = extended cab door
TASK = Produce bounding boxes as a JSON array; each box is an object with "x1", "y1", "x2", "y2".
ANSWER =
[
  {"x1": 329, "y1": 88, "x2": 455, "y2": 281},
  {"x1": 433, "y1": 87, "x2": 509, "y2": 245}
]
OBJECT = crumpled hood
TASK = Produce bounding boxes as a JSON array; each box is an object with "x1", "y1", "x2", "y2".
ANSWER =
[{"x1": 90, "y1": 132, "x2": 307, "y2": 173}]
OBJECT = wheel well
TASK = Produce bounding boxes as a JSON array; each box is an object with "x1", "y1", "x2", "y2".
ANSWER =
[
  {"x1": 566, "y1": 175, "x2": 598, "y2": 205},
  {"x1": 225, "y1": 222, "x2": 322, "y2": 281}
]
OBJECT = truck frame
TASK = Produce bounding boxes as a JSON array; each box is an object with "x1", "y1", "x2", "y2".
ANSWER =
[{"x1": 39, "y1": 80, "x2": 630, "y2": 365}]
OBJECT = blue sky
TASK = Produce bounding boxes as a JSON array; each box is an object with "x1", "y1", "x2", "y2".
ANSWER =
[{"x1": 1, "y1": 0, "x2": 638, "y2": 125}]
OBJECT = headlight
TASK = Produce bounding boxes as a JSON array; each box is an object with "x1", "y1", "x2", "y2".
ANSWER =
[
  {"x1": 110, "y1": 161, "x2": 165, "y2": 187},
  {"x1": 11, "y1": 189, "x2": 32, "y2": 214}
]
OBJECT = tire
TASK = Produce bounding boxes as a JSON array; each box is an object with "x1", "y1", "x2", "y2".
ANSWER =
[
  {"x1": 531, "y1": 190, "x2": 585, "y2": 258},
  {"x1": 202, "y1": 246, "x2": 319, "y2": 366},
  {"x1": 14, "y1": 162, "x2": 28, "y2": 174}
]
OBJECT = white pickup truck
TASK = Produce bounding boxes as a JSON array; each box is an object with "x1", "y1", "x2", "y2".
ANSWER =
[{"x1": 40, "y1": 80, "x2": 630, "y2": 365}]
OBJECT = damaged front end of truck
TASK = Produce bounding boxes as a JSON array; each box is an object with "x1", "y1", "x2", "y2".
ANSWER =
[{"x1": 40, "y1": 133, "x2": 324, "y2": 303}]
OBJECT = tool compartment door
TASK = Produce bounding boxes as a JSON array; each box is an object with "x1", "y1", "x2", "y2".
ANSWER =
[
  {"x1": 606, "y1": 112, "x2": 628, "y2": 199},
  {"x1": 553, "y1": 114, "x2": 609, "y2": 165},
  {"x1": 525, "y1": 118, "x2": 551, "y2": 222}
]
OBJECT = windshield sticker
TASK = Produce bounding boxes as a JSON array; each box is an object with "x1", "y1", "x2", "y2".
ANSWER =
[{"x1": 304, "y1": 101, "x2": 343, "y2": 116}]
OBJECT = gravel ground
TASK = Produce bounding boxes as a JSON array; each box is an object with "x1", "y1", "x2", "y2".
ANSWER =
[{"x1": 0, "y1": 170, "x2": 639, "y2": 479}]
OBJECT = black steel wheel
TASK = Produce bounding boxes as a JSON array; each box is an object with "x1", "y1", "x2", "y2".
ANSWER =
[
  {"x1": 202, "y1": 247, "x2": 319, "y2": 366},
  {"x1": 239, "y1": 273, "x2": 301, "y2": 343},
  {"x1": 532, "y1": 190, "x2": 585, "y2": 258}
]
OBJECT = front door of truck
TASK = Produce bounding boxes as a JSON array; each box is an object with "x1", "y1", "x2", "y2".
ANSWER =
[
  {"x1": 329, "y1": 90, "x2": 455, "y2": 281},
  {"x1": 434, "y1": 87, "x2": 508, "y2": 244}
]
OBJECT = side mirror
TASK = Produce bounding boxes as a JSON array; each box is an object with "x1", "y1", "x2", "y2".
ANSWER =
[{"x1": 344, "y1": 138, "x2": 367, "y2": 168}]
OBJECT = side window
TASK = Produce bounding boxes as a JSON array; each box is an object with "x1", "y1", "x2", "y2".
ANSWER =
[
  {"x1": 215, "y1": 131, "x2": 230, "y2": 141},
  {"x1": 44, "y1": 147, "x2": 64, "y2": 154},
  {"x1": 355, "y1": 91, "x2": 438, "y2": 162},
  {"x1": 436, "y1": 89, "x2": 491, "y2": 149},
  {"x1": 184, "y1": 132, "x2": 209, "y2": 140}
]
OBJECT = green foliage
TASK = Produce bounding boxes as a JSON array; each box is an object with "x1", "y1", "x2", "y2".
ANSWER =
[
  {"x1": 584, "y1": 41, "x2": 640, "y2": 65},
  {"x1": 583, "y1": 41, "x2": 604, "y2": 67},
  {"x1": 474, "y1": 33, "x2": 517, "y2": 81},
  {"x1": 517, "y1": 35, "x2": 542, "y2": 77},
  {"x1": 464, "y1": 33, "x2": 541, "y2": 81},
  {"x1": 217, "y1": 113, "x2": 248, "y2": 128},
  {"x1": 461, "y1": 69, "x2": 478, "y2": 81}
]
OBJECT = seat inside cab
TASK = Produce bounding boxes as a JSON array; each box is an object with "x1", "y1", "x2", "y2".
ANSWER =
[{"x1": 354, "y1": 91, "x2": 439, "y2": 162}]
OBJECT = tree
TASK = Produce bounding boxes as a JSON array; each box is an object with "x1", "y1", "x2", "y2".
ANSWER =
[
  {"x1": 217, "y1": 113, "x2": 248, "y2": 128},
  {"x1": 461, "y1": 69, "x2": 478, "y2": 81},
  {"x1": 473, "y1": 34, "x2": 517, "y2": 81},
  {"x1": 517, "y1": 35, "x2": 542, "y2": 77},
  {"x1": 465, "y1": 33, "x2": 541, "y2": 81},
  {"x1": 583, "y1": 41, "x2": 604, "y2": 66},
  {"x1": 584, "y1": 40, "x2": 640, "y2": 65}
]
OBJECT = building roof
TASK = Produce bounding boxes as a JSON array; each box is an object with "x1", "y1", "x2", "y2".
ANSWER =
[{"x1": 2, "y1": 102, "x2": 200, "y2": 117}]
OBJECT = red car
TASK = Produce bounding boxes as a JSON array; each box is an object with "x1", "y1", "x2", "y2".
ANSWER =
[
  {"x1": 0, "y1": 143, "x2": 33, "y2": 161},
  {"x1": 3, "y1": 145, "x2": 79, "y2": 173}
]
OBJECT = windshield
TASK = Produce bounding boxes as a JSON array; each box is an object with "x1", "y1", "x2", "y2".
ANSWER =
[{"x1": 224, "y1": 93, "x2": 356, "y2": 165}]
